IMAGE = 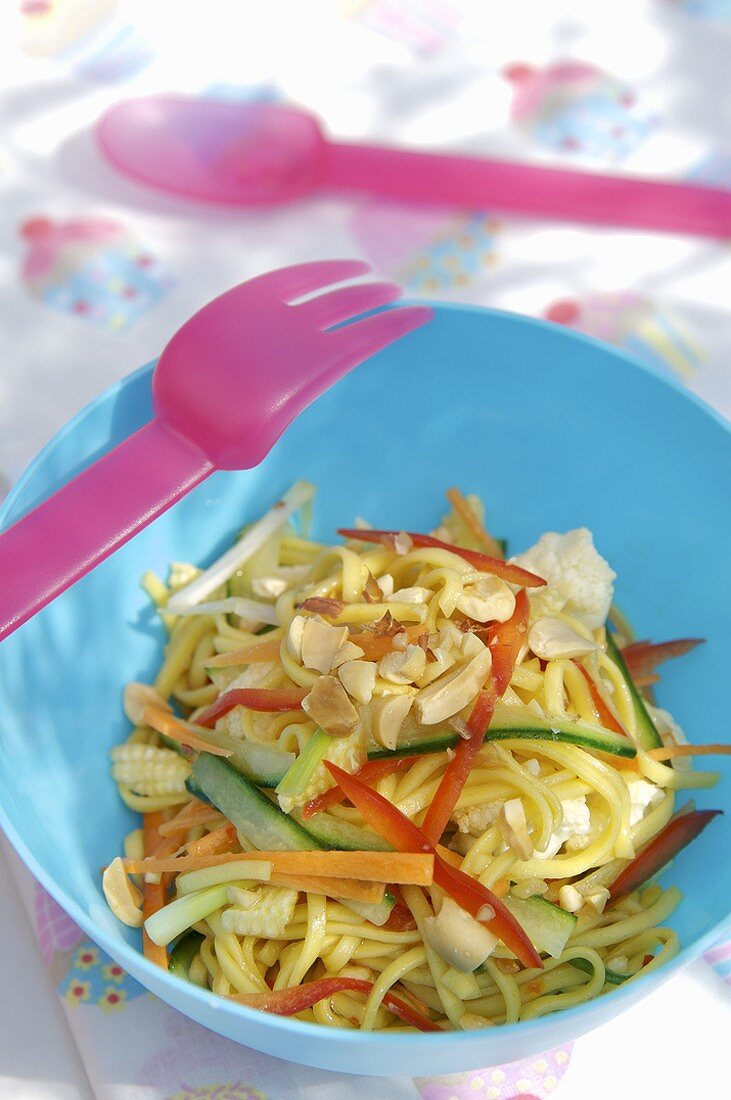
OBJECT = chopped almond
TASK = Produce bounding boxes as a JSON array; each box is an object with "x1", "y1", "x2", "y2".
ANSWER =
[
  {"x1": 300, "y1": 619, "x2": 349, "y2": 674},
  {"x1": 370, "y1": 694, "x2": 414, "y2": 751},
  {"x1": 302, "y1": 675, "x2": 359, "y2": 736}
]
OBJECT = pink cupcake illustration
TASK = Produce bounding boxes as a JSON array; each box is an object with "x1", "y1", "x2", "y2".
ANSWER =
[
  {"x1": 350, "y1": 199, "x2": 501, "y2": 294},
  {"x1": 19, "y1": 214, "x2": 174, "y2": 331},
  {"x1": 414, "y1": 1043, "x2": 572, "y2": 1099},
  {"x1": 504, "y1": 60, "x2": 659, "y2": 162},
  {"x1": 544, "y1": 292, "x2": 703, "y2": 379}
]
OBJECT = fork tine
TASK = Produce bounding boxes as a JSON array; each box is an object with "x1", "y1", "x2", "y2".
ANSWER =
[
  {"x1": 300, "y1": 281, "x2": 403, "y2": 329},
  {"x1": 253, "y1": 259, "x2": 372, "y2": 302},
  {"x1": 328, "y1": 304, "x2": 433, "y2": 362}
]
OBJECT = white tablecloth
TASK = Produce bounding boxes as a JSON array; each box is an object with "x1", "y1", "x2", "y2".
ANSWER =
[{"x1": 1, "y1": 2, "x2": 730, "y2": 1096}]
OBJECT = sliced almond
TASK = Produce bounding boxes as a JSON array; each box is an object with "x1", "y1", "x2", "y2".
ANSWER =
[
  {"x1": 330, "y1": 641, "x2": 366, "y2": 669},
  {"x1": 378, "y1": 644, "x2": 427, "y2": 685},
  {"x1": 413, "y1": 648, "x2": 492, "y2": 726},
  {"x1": 338, "y1": 660, "x2": 378, "y2": 704},
  {"x1": 301, "y1": 675, "x2": 359, "y2": 736},
  {"x1": 102, "y1": 857, "x2": 143, "y2": 927},
  {"x1": 528, "y1": 618, "x2": 598, "y2": 661},
  {"x1": 375, "y1": 573, "x2": 394, "y2": 599},
  {"x1": 389, "y1": 586, "x2": 432, "y2": 605},
  {"x1": 456, "y1": 575, "x2": 516, "y2": 624},
  {"x1": 286, "y1": 614, "x2": 307, "y2": 661},
  {"x1": 300, "y1": 619, "x2": 349, "y2": 674},
  {"x1": 370, "y1": 693, "x2": 414, "y2": 751}
]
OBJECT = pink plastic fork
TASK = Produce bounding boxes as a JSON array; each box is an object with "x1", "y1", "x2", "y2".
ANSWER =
[{"x1": 0, "y1": 261, "x2": 431, "y2": 642}]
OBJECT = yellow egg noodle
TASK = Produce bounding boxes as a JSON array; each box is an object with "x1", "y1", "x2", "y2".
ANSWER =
[{"x1": 105, "y1": 484, "x2": 721, "y2": 1032}]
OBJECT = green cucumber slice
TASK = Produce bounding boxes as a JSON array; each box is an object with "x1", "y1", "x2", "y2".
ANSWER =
[
  {"x1": 189, "y1": 755, "x2": 319, "y2": 851},
  {"x1": 605, "y1": 632, "x2": 662, "y2": 750},
  {"x1": 169, "y1": 930, "x2": 204, "y2": 980},
  {"x1": 503, "y1": 895, "x2": 577, "y2": 959},
  {"x1": 367, "y1": 703, "x2": 637, "y2": 761},
  {"x1": 289, "y1": 807, "x2": 392, "y2": 852}
]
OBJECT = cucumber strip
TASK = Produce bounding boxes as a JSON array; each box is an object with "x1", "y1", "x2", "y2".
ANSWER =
[
  {"x1": 338, "y1": 891, "x2": 396, "y2": 927},
  {"x1": 276, "y1": 730, "x2": 332, "y2": 799},
  {"x1": 605, "y1": 632, "x2": 662, "y2": 750},
  {"x1": 189, "y1": 755, "x2": 320, "y2": 851},
  {"x1": 503, "y1": 895, "x2": 577, "y2": 959},
  {"x1": 288, "y1": 807, "x2": 393, "y2": 853},
  {"x1": 367, "y1": 703, "x2": 637, "y2": 761},
  {"x1": 570, "y1": 956, "x2": 627, "y2": 985},
  {"x1": 184, "y1": 723, "x2": 294, "y2": 787},
  {"x1": 169, "y1": 930, "x2": 204, "y2": 980}
]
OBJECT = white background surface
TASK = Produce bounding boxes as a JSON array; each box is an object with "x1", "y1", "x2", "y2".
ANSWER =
[{"x1": 1, "y1": 1, "x2": 730, "y2": 1097}]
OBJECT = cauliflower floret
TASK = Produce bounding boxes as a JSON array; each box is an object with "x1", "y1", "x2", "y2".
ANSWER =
[
  {"x1": 512, "y1": 528, "x2": 616, "y2": 630},
  {"x1": 646, "y1": 702, "x2": 694, "y2": 772},
  {"x1": 276, "y1": 726, "x2": 366, "y2": 814},
  {"x1": 533, "y1": 797, "x2": 593, "y2": 859},
  {"x1": 453, "y1": 800, "x2": 503, "y2": 837},
  {"x1": 625, "y1": 777, "x2": 664, "y2": 826}
]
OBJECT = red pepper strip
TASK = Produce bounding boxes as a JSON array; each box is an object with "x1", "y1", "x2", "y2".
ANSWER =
[
  {"x1": 232, "y1": 977, "x2": 441, "y2": 1030},
  {"x1": 622, "y1": 638, "x2": 704, "y2": 680},
  {"x1": 421, "y1": 590, "x2": 529, "y2": 846},
  {"x1": 609, "y1": 809, "x2": 722, "y2": 901},
  {"x1": 337, "y1": 529, "x2": 546, "y2": 589},
  {"x1": 302, "y1": 755, "x2": 421, "y2": 819},
  {"x1": 196, "y1": 687, "x2": 309, "y2": 728},
  {"x1": 574, "y1": 662, "x2": 628, "y2": 738},
  {"x1": 326, "y1": 762, "x2": 543, "y2": 970}
]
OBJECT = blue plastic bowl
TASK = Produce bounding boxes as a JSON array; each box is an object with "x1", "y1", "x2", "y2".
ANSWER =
[{"x1": 0, "y1": 304, "x2": 729, "y2": 1076}]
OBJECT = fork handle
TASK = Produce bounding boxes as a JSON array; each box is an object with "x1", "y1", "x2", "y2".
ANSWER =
[
  {"x1": 324, "y1": 141, "x2": 731, "y2": 238},
  {"x1": 0, "y1": 419, "x2": 213, "y2": 642}
]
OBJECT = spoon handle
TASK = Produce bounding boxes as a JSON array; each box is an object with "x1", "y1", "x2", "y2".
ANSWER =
[
  {"x1": 0, "y1": 420, "x2": 212, "y2": 642},
  {"x1": 324, "y1": 141, "x2": 731, "y2": 238}
]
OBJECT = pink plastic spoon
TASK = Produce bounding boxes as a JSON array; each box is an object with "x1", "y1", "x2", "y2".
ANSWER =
[
  {"x1": 97, "y1": 96, "x2": 731, "y2": 238},
  {"x1": 0, "y1": 261, "x2": 431, "y2": 642}
]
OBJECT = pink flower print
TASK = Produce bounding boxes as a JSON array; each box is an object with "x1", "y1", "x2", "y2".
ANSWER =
[{"x1": 414, "y1": 1044, "x2": 572, "y2": 1099}]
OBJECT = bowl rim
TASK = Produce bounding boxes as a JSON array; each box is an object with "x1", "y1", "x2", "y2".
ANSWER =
[{"x1": 1, "y1": 301, "x2": 730, "y2": 1052}]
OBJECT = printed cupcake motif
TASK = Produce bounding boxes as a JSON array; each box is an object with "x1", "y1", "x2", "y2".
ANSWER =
[
  {"x1": 544, "y1": 292, "x2": 703, "y2": 379},
  {"x1": 504, "y1": 61, "x2": 659, "y2": 162},
  {"x1": 19, "y1": 215, "x2": 174, "y2": 331},
  {"x1": 350, "y1": 199, "x2": 500, "y2": 294},
  {"x1": 339, "y1": 0, "x2": 463, "y2": 55},
  {"x1": 415, "y1": 1043, "x2": 572, "y2": 1099}
]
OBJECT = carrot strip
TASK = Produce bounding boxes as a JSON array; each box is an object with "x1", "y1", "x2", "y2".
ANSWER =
[
  {"x1": 446, "y1": 487, "x2": 505, "y2": 559},
  {"x1": 158, "y1": 801, "x2": 225, "y2": 837},
  {"x1": 184, "y1": 822, "x2": 239, "y2": 857},
  {"x1": 142, "y1": 813, "x2": 169, "y2": 970},
  {"x1": 647, "y1": 743, "x2": 731, "y2": 761},
  {"x1": 123, "y1": 850, "x2": 433, "y2": 884},
  {"x1": 303, "y1": 755, "x2": 421, "y2": 818},
  {"x1": 204, "y1": 638, "x2": 282, "y2": 668},
  {"x1": 574, "y1": 663, "x2": 628, "y2": 738},
  {"x1": 268, "y1": 874, "x2": 385, "y2": 904},
  {"x1": 143, "y1": 706, "x2": 233, "y2": 757},
  {"x1": 337, "y1": 528, "x2": 545, "y2": 588}
]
